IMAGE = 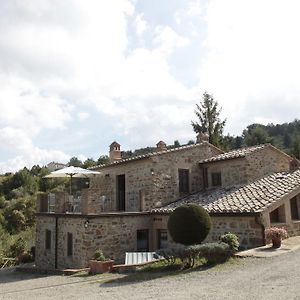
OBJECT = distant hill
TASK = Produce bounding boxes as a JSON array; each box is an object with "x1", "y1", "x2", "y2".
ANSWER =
[{"x1": 224, "y1": 119, "x2": 300, "y2": 158}]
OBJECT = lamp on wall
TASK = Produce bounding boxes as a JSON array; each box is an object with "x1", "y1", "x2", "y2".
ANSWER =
[
  {"x1": 84, "y1": 219, "x2": 90, "y2": 228},
  {"x1": 150, "y1": 168, "x2": 154, "y2": 176}
]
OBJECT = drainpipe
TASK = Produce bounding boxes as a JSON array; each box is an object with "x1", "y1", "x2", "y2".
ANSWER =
[{"x1": 55, "y1": 216, "x2": 58, "y2": 269}]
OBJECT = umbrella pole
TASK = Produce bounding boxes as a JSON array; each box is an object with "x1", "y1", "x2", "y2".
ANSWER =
[{"x1": 70, "y1": 175, "x2": 73, "y2": 195}]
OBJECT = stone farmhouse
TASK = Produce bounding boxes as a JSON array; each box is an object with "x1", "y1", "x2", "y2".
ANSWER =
[{"x1": 35, "y1": 133, "x2": 300, "y2": 269}]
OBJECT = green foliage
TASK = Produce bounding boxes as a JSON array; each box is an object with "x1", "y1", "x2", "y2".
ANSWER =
[
  {"x1": 243, "y1": 124, "x2": 271, "y2": 146},
  {"x1": 9, "y1": 237, "x2": 26, "y2": 258},
  {"x1": 93, "y1": 249, "x2": 107, "y2": 261},
  {"x1": 157, "y1": 241, "x2": 233, "y2": 268},
  {"x1": 97, "y1": 155, "x2": 110, "y2": 165},
  {"x1": 167, "y1": 204, "x2": 212, "y2": 245},
  {"x1": 197, "y1": 242, "x2": 231, "y2": 264},
  {"x1": 68, "y1": 157, "x2": 83, "y2": 167},
  {"x1": 191, "y1": 92, "x2": 226, "y2": 147},
  {"x1": 219, "y1": 233, "x2": 239, "y2": 252}
]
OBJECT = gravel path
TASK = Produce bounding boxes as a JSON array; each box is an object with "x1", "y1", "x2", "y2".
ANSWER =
[{"x1": 1, "y1": 249, "x2": 300, "y2": 300}]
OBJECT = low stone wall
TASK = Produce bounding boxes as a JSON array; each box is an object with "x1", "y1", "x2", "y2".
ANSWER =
[{"x1": 206, "y1": 215, "x2": 264, "y2": 249}]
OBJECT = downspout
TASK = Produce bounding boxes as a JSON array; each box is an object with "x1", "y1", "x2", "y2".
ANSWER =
[{"x1": 55, "y1": 216, "x2": 58, "y2": 269}]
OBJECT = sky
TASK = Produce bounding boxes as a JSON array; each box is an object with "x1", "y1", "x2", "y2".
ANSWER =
[{"x1": 0, "y1": 0, "x2": 300, "y2": 173}]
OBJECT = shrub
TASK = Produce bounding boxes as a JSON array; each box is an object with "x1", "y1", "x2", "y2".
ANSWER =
[
  {"x1": 219, "y1": 233, "x2": 239, "y2": 252},
  {"x1": 18, "y1": 251, "x2": 33, "y2": 264},
  {"x1": 93, "y1": 250, "x2": 107, "y2": 261},
  {"x1": 198, "y1": 242, "x2": 231, "y2": 265},
  {"x1": 9, "y1": 237, "x2": 26, "y2": 258},
  {"x1": 167, "y1": 204, "x2": 212, "y2": 245},
  {"x1": 265, "y1": 227, "x2": 288, "y2": 242}
]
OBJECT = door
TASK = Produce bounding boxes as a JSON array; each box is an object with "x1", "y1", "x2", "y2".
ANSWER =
[{"x1": 116, "y1": 174, "x2": 125, "y2": 211}]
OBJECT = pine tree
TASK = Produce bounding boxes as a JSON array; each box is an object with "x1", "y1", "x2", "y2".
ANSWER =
[{"x1": 191, "y1": 92, "x2": 226, "y2": 147}]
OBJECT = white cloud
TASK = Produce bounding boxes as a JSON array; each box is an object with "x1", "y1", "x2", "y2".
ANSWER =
[
  {"x1": 199, "y1": 0, "x2": 300, "y2": 134},
  {"x1": 135, "y1": 13, "x2": 148, "y2": 36}
]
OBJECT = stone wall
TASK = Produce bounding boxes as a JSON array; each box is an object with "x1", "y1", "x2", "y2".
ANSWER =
[
  {"x1": 90, "y1": 143, "x2": 222, "y2": 213},
  {"x1": 245, "y1": 147, "x2": 291, "y2": 182},
  {"x1": 35, "y1": 217, "x2": 56, "y2": 269},
  {"x1": 203, "y1": 146, "x2": 291, "y2": 189},
  {"x1": 204, "y1": 158, "x2": 248, "y2": 188},
  {"x1": 35, "y1": 213, "x2": 152, "y2": 269},
  {"x1": 150, "y1": 214, "x2": 265, "y2": 250}
]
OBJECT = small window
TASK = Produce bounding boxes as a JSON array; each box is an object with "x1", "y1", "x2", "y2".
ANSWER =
[
  {"x1": 45, "y1": 229, "x2": 51, "y2": 250},
  {"x1": 137, "y1": 230, "x2": 149, "y2": 252},
  {"x1": 179, "y1": 169, "x2": 189, "y2": 193},
  {"x1": 203, "y1": 168, "x2": 208, "y2": 189},
  {"x1": 270, "y1": 209, "x2": 280, "y2": 223},
  {"x1": 290, "y1": 197, "x2": 299, "y2": 220},
  {"x1": 67, "y1": 232, "x2": 73, "y2": 256},
  {"x1": 157, "y1": 229, "x2": 168, "y2": 249},
  {"x1": 270, "y1": 204, "x2": 286, "y2": 223},
  {"x1": 211, "y1": 172, "x2": 222, "y2": 187}
]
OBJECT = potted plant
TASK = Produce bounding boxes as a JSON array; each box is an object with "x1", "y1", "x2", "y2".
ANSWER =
[
  {"x1": 89, "y1": 250, "x2": 114, "y2": 274},
  {"x1": 265, "y1": 227, "x2": 288, "y2": 248}
]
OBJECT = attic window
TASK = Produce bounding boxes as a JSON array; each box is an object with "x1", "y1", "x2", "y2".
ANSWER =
[
  {"x1": 290, "y1": 197, "x2": 300, "y2": 220},
  {"x1": 178, "y1": 169, "x2": 189, "y2": 193},
  {"x1": 211, "y1": 172, "x2": 222, "y2": 187},
  {"x1": 270, "y1": 205, "x2": 286, "y2": 223}
]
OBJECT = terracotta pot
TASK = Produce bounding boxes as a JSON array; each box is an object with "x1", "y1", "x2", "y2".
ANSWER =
[
  {"x1": 89, "y1": 260, "x2": 114, "y2": 274},
  {"x1": 272, "y1": 237, "x2": 282, "y2": 248}
]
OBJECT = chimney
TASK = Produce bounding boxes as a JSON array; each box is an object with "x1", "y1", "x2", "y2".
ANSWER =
[
  {"x1": 156, "y1": 140, "x2": 167, "y2": 151},
  {"x1": 109, "y1": 141, "x2": 121, "y2": 162},
  {"x1": 196, "y1": 132, "x2": 209, "y2": 143}
]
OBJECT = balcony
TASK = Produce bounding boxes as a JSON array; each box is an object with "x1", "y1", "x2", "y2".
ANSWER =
[{"x1": 37, "y1": 189, "x2": 114, "y2": 215}]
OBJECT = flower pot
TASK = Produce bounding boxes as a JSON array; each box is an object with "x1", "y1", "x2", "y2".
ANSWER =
[
  {"x1": 89, "y1": 260, "x2": 114, "y2": 274},
  {"x1": 272, "y1": 237, "x2": 282, "y2": 248}
]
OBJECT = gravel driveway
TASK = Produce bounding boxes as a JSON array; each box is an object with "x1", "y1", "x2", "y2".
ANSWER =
[{"x1": 1, "y1": 248, "x2": 300, "y2": 300}]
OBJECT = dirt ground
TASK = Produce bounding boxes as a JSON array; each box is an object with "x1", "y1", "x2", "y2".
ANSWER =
[{"x1": 1, "y1": 248, "x2": 300, "y2": 300}]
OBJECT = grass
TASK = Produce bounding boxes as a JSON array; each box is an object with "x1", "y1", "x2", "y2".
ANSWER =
[{"x1": 102, "y1": 257, "x2": 238, "y2": 285}]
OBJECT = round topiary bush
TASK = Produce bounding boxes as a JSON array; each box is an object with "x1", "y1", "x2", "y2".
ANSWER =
[{"x1": 167, "y1": 204, "x2": 212, "y2": 245}]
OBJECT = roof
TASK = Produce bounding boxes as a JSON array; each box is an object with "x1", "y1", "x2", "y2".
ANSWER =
[
  {"x1": 90, "y1": 142, "x2": 222, "y2": 169},
  {"x1": 152, "y1": 170, "x2": 300, "y2": 215},
  {"x1": 199, "y1": 144, "x2": 291, "y2": 164}
]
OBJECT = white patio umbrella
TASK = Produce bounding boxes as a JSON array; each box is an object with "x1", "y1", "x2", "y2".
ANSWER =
[{"x1": 44, "y1": 166, "x2": 101, "y2": 194}]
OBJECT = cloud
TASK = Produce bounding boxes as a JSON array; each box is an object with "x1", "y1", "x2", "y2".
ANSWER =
[{"x1": 135, "y1": 13, "x2": 148, "y2": 36}]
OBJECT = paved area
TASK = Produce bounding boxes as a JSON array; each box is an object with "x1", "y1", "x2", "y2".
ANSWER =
[{"x1": 237, "y1": 236, "x2": 300, "y2": 258}]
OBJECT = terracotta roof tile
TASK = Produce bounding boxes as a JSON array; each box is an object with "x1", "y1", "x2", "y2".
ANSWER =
[
  {"x1": 199, "y1": 144, "x2": 270, "y2": 164},
  {"x1": 151, "y1": 170, "x2": 300, "y2": 214},
  {"x1": 90, "y1": 142, "x2": 220, "y2": 169}
]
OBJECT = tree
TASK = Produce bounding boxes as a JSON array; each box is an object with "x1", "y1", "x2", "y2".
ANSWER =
[
  {"x1": 68, "y1": 157, "x2": 83, "y2": 167},
  {"x1": 167, "y1": 204, "x2": 212, "y2": 245},
  {"x1": 243, "y1": 124, "x2": 270, "y2": 146},
  {"x1": 97, "y1": 155, "x2": 110, "y2": 165},
  {"x1": 191, "y1": 92, "x2": 226, "y2": 147}
]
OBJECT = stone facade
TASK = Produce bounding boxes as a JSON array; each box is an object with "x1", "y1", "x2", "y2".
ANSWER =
[
  {"x1": 36, "y1": 213, "x2": 152, "y2": 268},
  {"x1": 90, "y1": 142, "x2": 222, "y2": 211},
  {"x1": 202, "y1": 146, "x2": 291, "y2": 189},
  {"x1": 35, "y1": 141, "x2": 299, "y2": 270}
]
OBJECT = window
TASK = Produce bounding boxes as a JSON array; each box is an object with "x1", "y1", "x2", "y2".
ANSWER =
[
  {"x1": 270, "y1": 209, "x2": 280, "y2": 223},
  {"x1": 270, "y1": 204, "x2": 286, "y2": 223},
  {"x1": 157, "y1": 229, "x2": 168, "y2": 249},
  {"x1": 45, "y1": 229, "x2": 51, "y2": 250},
  {"x1": 67, "y1": 232, "x2": 73, "y2": 256},
  {"x1": 290, "y1": 197, "x2": 300, "y2": 220},
  {"x1": 211, "y1": 172, "x2": 222, "y2": 187},
  {"x1": 117, "y1": 174, "x2": 126, "y2": 211},
  {"x1": 137, "y1": 230, "x2": 149, "y2": 252},
  {"x1": 203, "y1": 168, "x2": 208, "y2": 189},
  {"x1": 179, "y1": 169, "x2": 189, "y2": 193}
]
